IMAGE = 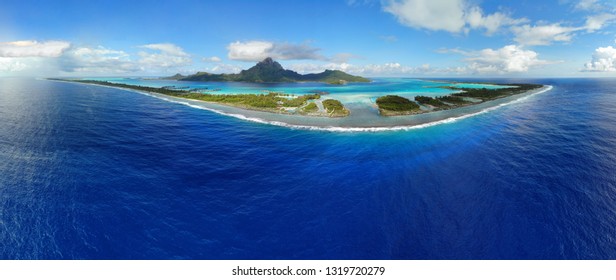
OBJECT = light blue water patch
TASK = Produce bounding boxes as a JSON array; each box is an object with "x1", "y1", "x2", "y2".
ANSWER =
[{"x1": 85, "y1": 77, "x2": 508, "y2": 99}]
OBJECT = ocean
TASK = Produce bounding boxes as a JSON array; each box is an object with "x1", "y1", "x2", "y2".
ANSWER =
[{"x1": 0, "y1": 77, "x2": 615, "y2": 259}]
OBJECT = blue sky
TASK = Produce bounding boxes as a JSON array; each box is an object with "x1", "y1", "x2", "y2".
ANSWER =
[{"x1": 1, "y1": 0, "x2": 616, "y2": 77}]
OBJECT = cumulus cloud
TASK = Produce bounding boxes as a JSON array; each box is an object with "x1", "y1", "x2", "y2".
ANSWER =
[
  {"x1": 0, "y1": 40, "x2": 70, "y2": 57},
  {"x1": 467, "y1": 45, "x2": 551, "y2": 73},
  {"x1": 59, "y1": 43, "x2": 193, "y2": 74},
  {"x1": 61, "y1": 46, "x2": 138, "y2": 73},
  {"x1": 512, "y1": 24, "x2": 579, "y2": 46},
  {"x1": 383, "y1": 0, "x2": 614, "y2": 46},
  {"x1": 227, "y1": 41, "x2": 272, "y2": 61},
  {"x1": 382, "y1": 0, "x2": 522, "y2": 34},
  {"x1": 383, "y1": 0, "x2": 466, "y2": 33},
  {"x1": 227, "y1": 40, "x2": 323, "y2": 62},
  {"x1": 444, "y1": 45, "x2": 552, "y2": 74},
  {"x1": 583, "y1": 45, "x2": 616, "y2": 71},
  {"x1": 138, "y1": 43, "x2": 192, "y2": 68}
]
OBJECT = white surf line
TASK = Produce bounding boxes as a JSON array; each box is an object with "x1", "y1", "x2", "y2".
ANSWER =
[{"x1": 54, "y1": 79, "x2": 553, "y2": 133}]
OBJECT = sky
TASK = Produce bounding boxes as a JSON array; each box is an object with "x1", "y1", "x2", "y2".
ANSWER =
[{"x1": 1, "y1": 0, "x2": 616, "y2": 77}]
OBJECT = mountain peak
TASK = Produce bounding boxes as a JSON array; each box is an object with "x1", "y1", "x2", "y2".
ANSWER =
[{"x1": 256, "y1": 57, "x2": 283, "y2": 70}]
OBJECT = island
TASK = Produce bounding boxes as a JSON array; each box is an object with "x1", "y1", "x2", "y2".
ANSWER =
[
  {"x1": 49, "y1": 79, "x2": 349, "y2": 117},
  {"x1": 49, "y1": 58, "x2": 543, "y2": 121},
  {"x1": 375, "y1": 83, "x2": 543, "y2": 116},
  {"x1": 49, "y1": 58, "x2": 370, "y2": 118},
  {"x1": 376, "y1": 95, "x2": 421, "y2": 116},
  {"x1": 164, "y1": 57, "x2": 370, "y2": 84}
]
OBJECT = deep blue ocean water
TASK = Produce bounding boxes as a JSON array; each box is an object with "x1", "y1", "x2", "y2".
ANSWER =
[{"x1": 1, "y1": 78, "x2": 615, "y2": 259}]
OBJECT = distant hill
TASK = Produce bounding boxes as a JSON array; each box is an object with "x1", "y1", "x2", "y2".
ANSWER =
[
  {"x1": 160, "y1": 73, "x2": 187, "y2": 80},
  {"x1": 173, "y1": 57, "x2": 370, "y2": 84}
]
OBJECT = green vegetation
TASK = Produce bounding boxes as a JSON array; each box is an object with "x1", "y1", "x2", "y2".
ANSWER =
[
  {"x1": 375, "y1": 95, "x2": 420, "y2": 116},
  {"x1": 178, "y1": 57, "x2": 369, "y2": 84},
  {"x1": 322, "y1": 99, "x2": 350, "y2": 117},
  {"x1": 414, "y1": 96, "x2": 449, "y2": 109},
  {"x1": 374, "y1": 83, "x2": 542, "y2": 117},
  {"x1": 299, "y1": 102, "x2": 319, "y2": 114},
  {"x1": 436, "y1": 95, "x2": 471, "y2": 105},
  {"x1": 449, "y1": 84, "x2": 543, "y2": 100}
]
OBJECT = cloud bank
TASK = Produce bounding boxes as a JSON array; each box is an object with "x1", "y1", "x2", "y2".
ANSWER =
[
  {"x1": 0, "y1": 40, "x2": 70, "y2": 57},
  {"x1": 58, "y1": 43, "x2": 192, "y2": 74}
]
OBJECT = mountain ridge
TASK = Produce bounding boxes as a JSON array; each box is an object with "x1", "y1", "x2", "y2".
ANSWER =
[{"x1": 166, "y1": 57, "x2": 370, "y2": 84}]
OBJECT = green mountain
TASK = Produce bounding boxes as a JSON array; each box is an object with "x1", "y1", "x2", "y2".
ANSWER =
[
  {"x1": 177, "y1": 57, "x2": 370, "y2": 84},
  {"x1": 160, "y1": 73, "x2": 187, "y2": 80}
]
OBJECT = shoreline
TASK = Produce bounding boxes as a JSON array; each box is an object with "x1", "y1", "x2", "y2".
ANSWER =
[{"x1": 49, "y1": 79, "x2": 551, "y2": 132}]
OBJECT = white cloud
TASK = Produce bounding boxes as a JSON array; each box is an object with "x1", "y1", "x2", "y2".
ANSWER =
[
  {"x1": 382, "y1": 0, "x2": 522, "y2": 34},
  {"x1": 383, "y1": 0, "x2": 466, "y2": 33},
  {"x1": 61, "y1": 46, "x2": 139, "y2": 73},
  {"x1": 0, "y1": 41, "x2": 198, "y2": 75},
  {"x1": 203, "y1": 56, "x2": 222, "y2": 62},
  {"x1": 584, "y1": 13, "x2": 616, "y2": 32},
  {"x1": 60, "y1": 43, "x2": 193, "y2": 74},
  {"x1": 512, "y1": 24, "x2": 580, "y2": 46},
  {"x1": 512, "y1": 13, "x2": 615, "y2": 46},
  {"x1": 138, "y1": 43, "x2": 192, "y2": 69},
  {"x1": 227, "y1": 41, "x2": 273, "y2": 61},
  {"x1": 227, "y1": 40, "x2": 323, "y2": 62},
  {"x1": 449, "y1": 45, "x2": 552, "y2": 74},
  {"x1": 0, "y1": 40, "x2": 70, "y2": 57},
  {"x1": 466, "y1": 7, "x2": 527, "y2": 35},
  {"x1": 583, "y1": 45, "x2": 616, "y2": 71}
]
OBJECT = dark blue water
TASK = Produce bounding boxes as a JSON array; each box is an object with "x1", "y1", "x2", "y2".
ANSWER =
[{"x1": 1, "y1": 78, "x2": 615, "y2": 259}]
